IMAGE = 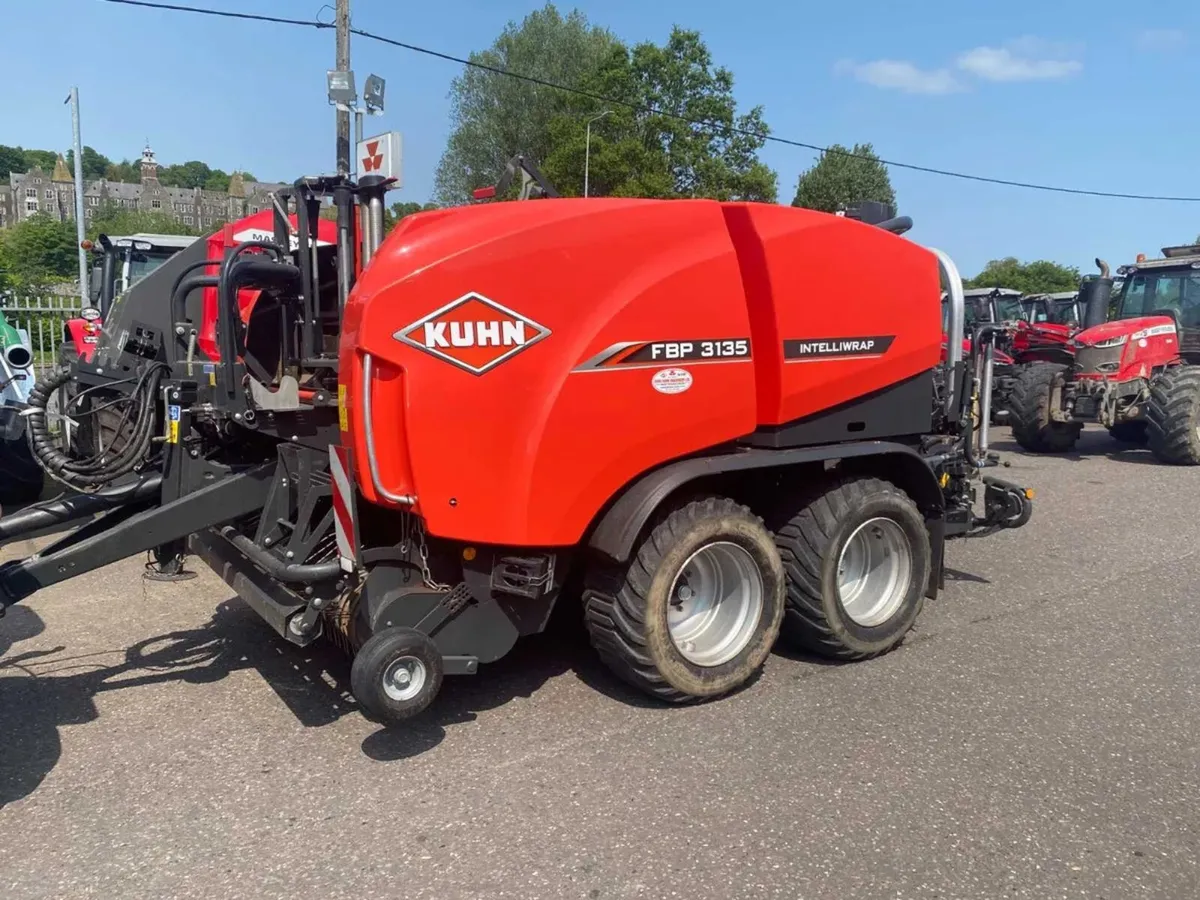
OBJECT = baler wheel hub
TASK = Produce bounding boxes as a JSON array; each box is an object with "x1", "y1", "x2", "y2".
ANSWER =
[
  {"x1": 836, "y1": 517, "x2": 913, "y2": 628},
  {"x1": 383, "y1": 656, "x2": 427, "y2": 702},
  {"x1": 667, "y1": 541, "x2": 765, "y2": 668}
]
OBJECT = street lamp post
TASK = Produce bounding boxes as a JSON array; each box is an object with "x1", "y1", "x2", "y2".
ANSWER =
[{"x1": 584, "y1": 110, "x2": 612, "y2": 198}]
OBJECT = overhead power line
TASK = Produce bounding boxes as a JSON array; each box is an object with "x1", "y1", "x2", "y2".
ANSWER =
[{"x1": 100, "y1": 0, "x2": 1200, "y2": 203}]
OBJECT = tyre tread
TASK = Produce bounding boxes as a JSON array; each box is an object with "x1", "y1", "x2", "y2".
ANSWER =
[{"x1": 774, "y1": 476, "x2": 925, "y2": 662}]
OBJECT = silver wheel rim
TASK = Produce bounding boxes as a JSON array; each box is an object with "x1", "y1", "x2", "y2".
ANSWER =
[
  {"x1": 382, "y1": 655, "x2": 426, "y2": 702},
  {"x1": 667, "y1": 541, "x2": 765, "y2": 667},
  {"x1": 836, "y1": 517, "x2": 913, "y2": 627}
]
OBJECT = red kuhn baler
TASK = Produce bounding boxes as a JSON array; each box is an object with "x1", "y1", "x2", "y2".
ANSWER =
[{"x1": 0, "y1": 174, "x2": 1032, "y2": 725}]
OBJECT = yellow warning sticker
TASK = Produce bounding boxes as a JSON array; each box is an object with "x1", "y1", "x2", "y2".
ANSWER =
[
  {"x1": 337, "y1": 384, "x2": 349, "y2": 432},
  {"x1": 167, "y1": 405, "x2": 181, "y2": 444}
]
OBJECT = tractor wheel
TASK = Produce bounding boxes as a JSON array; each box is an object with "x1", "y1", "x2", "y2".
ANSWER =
[
  {"x1": 1107, "y1": 421, "x2": 1148, "y2": 445},
  {"x1": 1009, "y1": 362, "x2": 1079, "y2": 453},
  {"x1": 350, "y1": 626, "x2": 444, "y2": 724},
  {"x1": 773, "y1": 476, "x2": 930, "y2": 661},
  {"x1": 583, "y1": 496, "x2": 785, "y2": 704},
  {"x1": 1146, "y1": 366, "x2": 1200, "y2": 465},
  {"x1": 0, "y1": 434, "x2": 44, "y2": 505}
]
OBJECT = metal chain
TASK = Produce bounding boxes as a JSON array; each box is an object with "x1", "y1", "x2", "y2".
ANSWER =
[{"x1": 415, "y1": 518, "x2": 450, "y2": 592}]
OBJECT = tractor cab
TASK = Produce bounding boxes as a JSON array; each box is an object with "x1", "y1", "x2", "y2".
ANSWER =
[
  {"x1": 68, "y1": 233, "x2": 200, "y2": 366},
  {"x1": 962, "y1": 287, "x2": 1026, "y2": 331},
  {"x1": 84, "y1": 233, "x2": 200, "y2": 319},
  {"x1": 1023, "y1": 291, "x2": 1083, "y2": 327},
  {"x1": 1104, "y1": 245, "x2": 1200, "y2": 356}
]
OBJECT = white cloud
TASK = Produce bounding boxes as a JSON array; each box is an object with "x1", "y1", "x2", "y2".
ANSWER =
[
  {"x1": 1137, "y1": 28, "x2": 1187, "y2": 52},
  {"x1": 834, "y1": 59, "x2": 964, "y2": 95},
  {"x1": 956, "y1": 38, "x2": 1082, "y2": 82}
]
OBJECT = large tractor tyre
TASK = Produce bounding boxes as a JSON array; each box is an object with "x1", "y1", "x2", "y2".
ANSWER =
[
  {"x1": 57, "y1": 340, "x2": 90, "y2": 456},
  {"x1": 1107, "y1": 421, "x2": 1148, "y2": 445},
  {"x1": 1146, "y1": 366, "x2": 1200, "y2": 466},
  {"x1": 1009, "y1": 362, "x2": 1079, "y2": 453},
  {"x1": 583, "y1": 496, "x2": 785, "y2": 704},
  {"x1": 0, "y1": 434, "x2": 44, "y2": 505},
  {"x1": 774, "y1": 476, "x2": 931, "y2": 661}
]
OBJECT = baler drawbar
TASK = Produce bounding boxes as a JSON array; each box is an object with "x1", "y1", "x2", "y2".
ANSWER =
[{"x1": 0, "y1": 175, "x2": 1032, "y2": 725}]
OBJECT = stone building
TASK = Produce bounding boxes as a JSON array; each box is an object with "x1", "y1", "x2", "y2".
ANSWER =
[{"x1": 1, "y1": 145, "x2": 287, "y2": 231}]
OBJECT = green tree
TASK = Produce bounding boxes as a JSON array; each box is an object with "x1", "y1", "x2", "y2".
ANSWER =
[
  {"x1": 66, "y1": 146, "x2": 113, "y2": 180},
  {"x1": 434, "y1": 3, "x2": 620, "y2": 204},
  {"x1": 104, "y1": 159, "x2": 141, "y2": 183},
  {"x1": 86, "y1": 202, "x2": 205, "y2": 240},
  {"x1": 0, "y1": 214, "x2": 79, "y2": 286},
  {"x1": 791, "y1": 143, "x2": 895, "y2": 213},
  {"x1": 542, "y1": 29, "x2": 777, "y2": 201},
  {"x1": 965, "y1": 257, "x2": 1081, "y2": 294},
  {"x1": 0, "y1": 145, "x2": 27, "y2": 182},
  {"x1": 22, "y1": 149, "x2": 57, "y2": 173},
  {"x1": 383, "y1": 200, "x2": 440, "y2": 231},
  {"x1": 159, "y1": 160, "x2": 216, "y2": 189}
]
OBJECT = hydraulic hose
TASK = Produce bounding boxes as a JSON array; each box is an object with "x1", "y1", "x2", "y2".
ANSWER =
[{"x1": 25, "y1": 363, "x2": 167, "y2": 491}]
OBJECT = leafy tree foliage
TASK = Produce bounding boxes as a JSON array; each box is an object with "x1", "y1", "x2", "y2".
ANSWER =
[
  {"x1": 384, "y1": 201, "x2": 440, "y2": 232},
  {"x1": 541, "y1": 29, "x2": 777, "y2": 201},
  {"x1": 65, "y1": 146, "x2": 113, "y2": 180},
  {"x1": 791, "y1": 143, "x2": 895, "y2": 213},
  {"x1": 0, "y1": 214, "x2": 79, "y2": 286},
  {"x1": 434, "y1": 4, "x2": 619, "y2": 204},
  {"x1": 965, "y1": 257, "x2": 1082, "y2": 294},
  {"x1": 86, "y1": 203, "x2": 209, "y2": 241},
  {"x1": 104, "y1": 159, "x2": 142, "y2": 183},
  {"x1": 156, "y1": 161, "x2": 255, "y2": 192},
  {"x1": 22, "y1": 149, "x2": 57, "y2": 174}
]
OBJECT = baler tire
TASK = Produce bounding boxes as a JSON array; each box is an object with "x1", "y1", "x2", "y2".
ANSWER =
[
  {"x1": 1146, "y1": 366, "x2": 1200, "y2": 466},
  {"x1": 773, "y1": 476, "x2": 930, "y2": 661},
  {"x1": 1107, "y1": 421, "x2": 1148, "y2": 445},
  {"x1": 1009, "y1": 362, "x2": 1078, "y2": 453},
  {"x1": 351, "y1": 626, "x2": 444, "y2": 724},
  {"x1": 582, "y1": 496, "x2": 785, "y2": 705}
]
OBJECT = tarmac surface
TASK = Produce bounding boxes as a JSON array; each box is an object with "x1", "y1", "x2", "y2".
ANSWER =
[{"x1": 1, "y1": 426, "x2": 1198, "y2": 900}]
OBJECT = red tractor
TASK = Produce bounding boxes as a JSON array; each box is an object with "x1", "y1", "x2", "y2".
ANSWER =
[
  {"x1": 0, "y1": 173, "x2": 1032, "y2": 726},
  {"x1": 1010, "y1": 250, "x2": 1200, "y2": 459},
  {"x1": 947, "y1": 288, "x2": 1023, "y2": 424},
  {"x1": 1007, "y1": 291, "x2": 1082, "y2": 369}
]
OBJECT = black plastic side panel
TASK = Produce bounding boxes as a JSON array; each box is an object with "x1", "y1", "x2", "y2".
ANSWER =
[
  {"x1": 742, "y1": 372, "x2": 934, "y2": 449},
  {"x1": 587, "y1": 441, "x2": 943, "y2": 564}
]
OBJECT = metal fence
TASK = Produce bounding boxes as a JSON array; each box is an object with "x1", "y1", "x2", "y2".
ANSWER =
[
  {"x1": 0, "y1": 290, "x2": 83, "y2": 436},
  {"x1": 0, "y1": 290, "x2": 83, "y2": 380}
]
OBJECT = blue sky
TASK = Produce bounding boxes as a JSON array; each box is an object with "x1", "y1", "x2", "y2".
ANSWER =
[{"x1": 3, "y1": 0, "x2": 1198, "y2": 276}]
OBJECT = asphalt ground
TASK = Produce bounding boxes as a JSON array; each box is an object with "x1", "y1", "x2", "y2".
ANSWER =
[{"x1": 2, "y1": 424, "x2": 1198, "y2": 900}]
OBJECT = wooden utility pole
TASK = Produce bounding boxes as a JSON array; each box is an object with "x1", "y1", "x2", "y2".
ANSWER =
[{"x1": 335, "y1": 0, "x2": 351, "y2": 176}]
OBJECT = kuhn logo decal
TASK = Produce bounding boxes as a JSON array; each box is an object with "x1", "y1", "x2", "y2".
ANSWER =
[
  {"x1": 784, "y1": 336, "x2": 896, "y2": 361},
  {"x1": 394, "y1": 292, "x2": 550, "y2": 375}
]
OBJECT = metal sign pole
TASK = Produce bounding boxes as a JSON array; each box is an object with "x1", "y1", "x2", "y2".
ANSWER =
[{"x1": 66, "y1": 87, "x2": 87, "y2": 304}]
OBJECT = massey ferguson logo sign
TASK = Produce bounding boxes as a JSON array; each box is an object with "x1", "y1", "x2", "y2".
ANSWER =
[{"x1": 393, "y1": 292, "x2": 551, "y2": 375}]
